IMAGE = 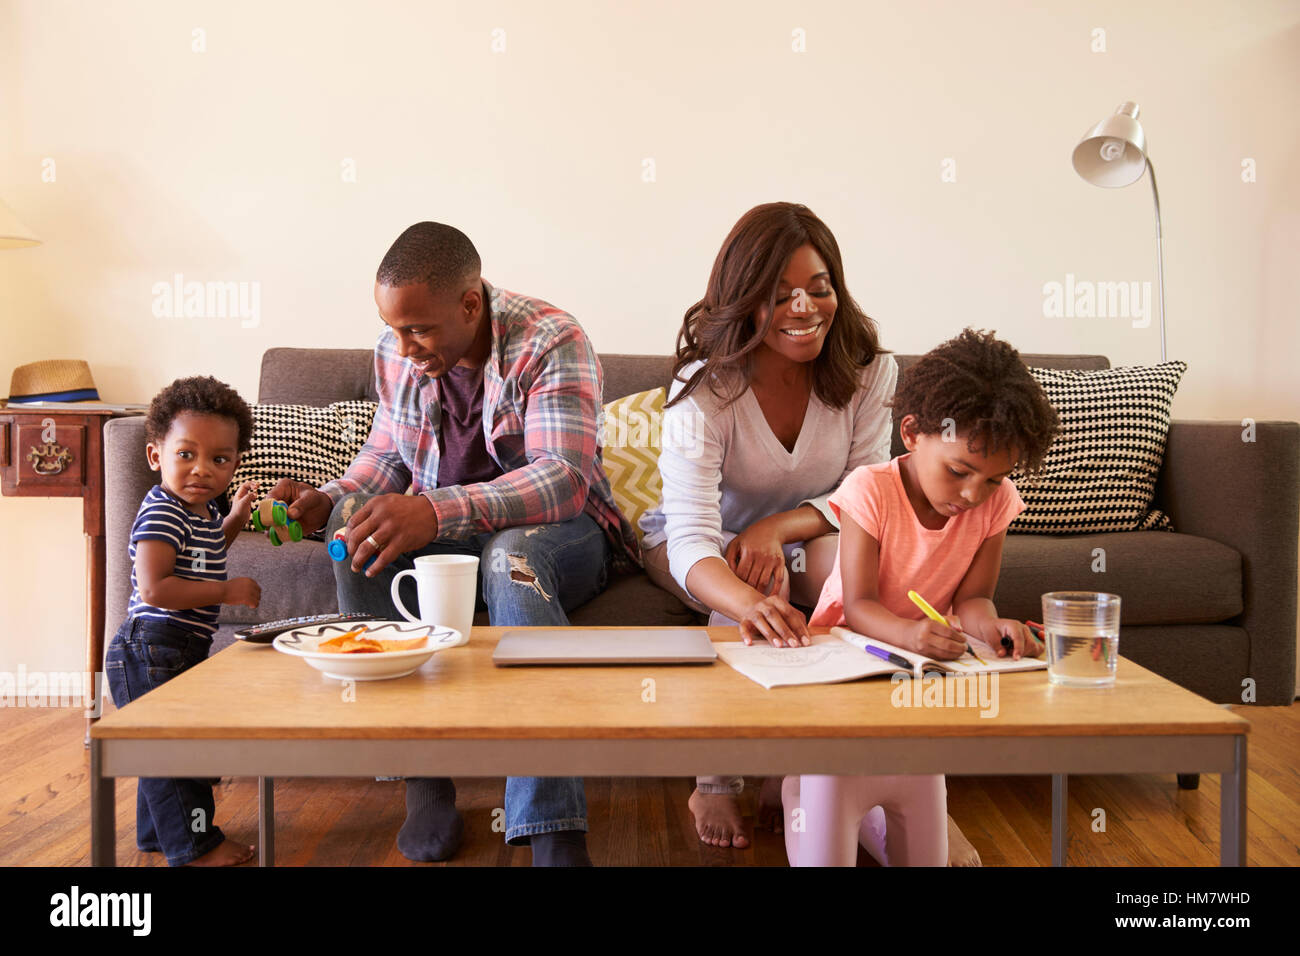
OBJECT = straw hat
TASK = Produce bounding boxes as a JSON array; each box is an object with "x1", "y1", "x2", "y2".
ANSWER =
[{"x1": 4, "y1": 359, "x2": 102, "y2": 405}]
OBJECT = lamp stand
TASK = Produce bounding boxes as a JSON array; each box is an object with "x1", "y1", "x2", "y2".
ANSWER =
[{"x1": 1148, "y1": 159, "x2": 1167, "y2": 362}]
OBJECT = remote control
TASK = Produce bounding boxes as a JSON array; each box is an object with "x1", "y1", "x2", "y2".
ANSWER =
[{"x1": 235, "y1": 612, "x2": 375, "y2": 643}]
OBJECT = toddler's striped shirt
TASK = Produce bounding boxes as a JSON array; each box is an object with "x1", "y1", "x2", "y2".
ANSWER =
[{"x1": 125, "y1": 484, "x2": 226, "y2": 636}]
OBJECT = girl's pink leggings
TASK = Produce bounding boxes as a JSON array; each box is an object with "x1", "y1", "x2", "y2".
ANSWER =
[{"x1": 782, "y1": 774, "x2": 948, "y2": 867}]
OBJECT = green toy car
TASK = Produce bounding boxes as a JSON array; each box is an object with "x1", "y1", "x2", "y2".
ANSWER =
[{"x1": 251, "y1": 498, "x2": 303, "y2": 546}]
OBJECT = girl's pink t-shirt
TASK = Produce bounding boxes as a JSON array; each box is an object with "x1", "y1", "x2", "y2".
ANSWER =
[{"x1": 809, "y1": 455, "x2": 1025, "y2": 626}]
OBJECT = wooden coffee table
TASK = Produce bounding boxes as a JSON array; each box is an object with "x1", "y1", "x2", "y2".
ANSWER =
[{"x1": 89, "y1": 626, "x2": 1250, "y2": 866}]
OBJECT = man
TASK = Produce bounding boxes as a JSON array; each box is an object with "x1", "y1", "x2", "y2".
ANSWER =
[{"x1": 273, "y1": 222, "x2": 639, "y2": 866}]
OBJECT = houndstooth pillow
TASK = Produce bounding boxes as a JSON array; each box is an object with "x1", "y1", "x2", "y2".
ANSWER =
[
  {"x1": 1008, "y1": 361, "x2": 1188, "y2": 535},
  {"x1": 225, "y1": 400, "x2": 377, "y2": 530}
]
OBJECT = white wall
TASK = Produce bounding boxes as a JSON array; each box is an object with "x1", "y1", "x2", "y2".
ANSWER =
[{"x1": 2, "y1": 0, "x2": 1297, "y2": 681}]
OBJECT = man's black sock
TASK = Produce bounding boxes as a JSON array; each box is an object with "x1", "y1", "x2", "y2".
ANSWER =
[
  {"x1": 396, "y1": 777, "x2": 464, "y2": 862},
  {"x1": 530, "y1": 829, "x2": 592, "y2": 867}
]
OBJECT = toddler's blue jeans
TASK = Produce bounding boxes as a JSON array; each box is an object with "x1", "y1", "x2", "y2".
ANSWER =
[{"x1": 105, "y1": 617, "x2": 224, "y2": 866}]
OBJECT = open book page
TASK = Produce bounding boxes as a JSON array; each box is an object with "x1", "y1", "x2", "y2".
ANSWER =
[
  {"x1": 714, "y1": 634, "x2": 906, "y2": 689},
  {"x1": 831, "y1": 626, "x2": 1048, "y2": 676}
]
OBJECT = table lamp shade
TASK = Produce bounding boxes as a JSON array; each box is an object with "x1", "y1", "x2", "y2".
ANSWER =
[
  {"x1": 0, "y1": 199, "x2": 41, "y2": 248},
  {"x1": 1072, "y1": 101, "x2": 1148, "y2": 187}
]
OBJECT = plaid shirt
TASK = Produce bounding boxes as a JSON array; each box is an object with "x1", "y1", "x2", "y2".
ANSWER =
[{"x1": 321, "y1": 281, "x2": 640, "y2": 571}]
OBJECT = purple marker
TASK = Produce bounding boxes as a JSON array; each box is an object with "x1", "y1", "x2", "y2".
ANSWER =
[{"x1": 860, "y1": 643, "x2": 913, "y2": 670}]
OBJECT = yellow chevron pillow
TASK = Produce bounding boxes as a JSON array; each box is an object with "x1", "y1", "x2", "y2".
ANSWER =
[{"x1": 600, "y1": 387, "x2": 665, "y2": 545}]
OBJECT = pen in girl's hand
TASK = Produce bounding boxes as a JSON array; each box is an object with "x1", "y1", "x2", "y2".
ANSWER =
[
  {"x1": 907, "y1": 589, "x2": 986, "y2": 664},
  {"x1": 1003, "y1": 622, "x2": 1045, "y2": 653}
]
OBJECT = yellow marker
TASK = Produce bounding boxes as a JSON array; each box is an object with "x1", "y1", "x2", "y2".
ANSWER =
[{"x1": 907, "y1": 589, "x2": 987, "y2": 665}]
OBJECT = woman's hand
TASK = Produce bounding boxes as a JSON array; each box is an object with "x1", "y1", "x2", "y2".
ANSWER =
[
  {"x1": 738, "y1": 595, "x2": 809, "y2": 647},
  {"x1": 725, "y1": 518, "x2": 788, "y2": 597}
]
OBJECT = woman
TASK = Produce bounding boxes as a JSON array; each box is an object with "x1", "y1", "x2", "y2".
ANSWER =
[{"x1": 640, "y1": 202, "x2": 980, "y2": 864}]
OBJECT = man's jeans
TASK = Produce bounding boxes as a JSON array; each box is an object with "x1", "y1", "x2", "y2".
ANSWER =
[
  {"x1": 104, "y1": 617, "x2": 224, "y2": 866},
  {"x1": 327, "y1": 493, "x2": 612, "y2": 844}
]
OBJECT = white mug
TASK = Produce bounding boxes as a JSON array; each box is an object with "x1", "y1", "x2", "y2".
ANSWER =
[{"x1": 390, "y1": 554, "x2": 479, "y2": 646}]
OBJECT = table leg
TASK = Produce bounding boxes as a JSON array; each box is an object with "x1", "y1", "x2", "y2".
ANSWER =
[
  {"x1": 90, "y1": 738, "x2": 115, "y2": 866},
  {"x1": 1220, "y1": 737, "x2": 1246, "y2": 866},
  {"x1": 84, "y1": 532, "x2": 106, "y2": 748},
  {"x1": 1051, "y1": 773, "x2": 1067, "y2": 866},
  {"x1": 259, "y1": 777, "x2": 275, "y2": 867}
]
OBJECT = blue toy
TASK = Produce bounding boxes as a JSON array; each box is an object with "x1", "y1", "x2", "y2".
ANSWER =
[{"x1": 329, "y1": 528, "x2": 375, "y2": 571}]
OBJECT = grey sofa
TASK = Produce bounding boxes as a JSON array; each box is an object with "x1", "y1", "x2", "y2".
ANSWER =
[{"x1": 104, "y1": 348, "x2": 1299, "y2": 705}]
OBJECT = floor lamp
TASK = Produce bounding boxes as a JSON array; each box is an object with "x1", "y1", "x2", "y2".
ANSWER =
[{"x1": 1071, "y1": 101, "x2": 1167, "y2": 362}]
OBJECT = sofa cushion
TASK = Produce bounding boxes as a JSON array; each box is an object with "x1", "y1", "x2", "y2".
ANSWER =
[
  {"x1": 217, "y1": 532, "x2": 340, "y2": 627},
  {"x1": 1009, "y1": 362, "x2": 1188, "y2": 534},
  {"x1": 259, "y1": 348, "x2": 377, "y2": 405},
  {"x1": 600, "y1": 387, "x2": 666, "y2": 545},
  {"x1": 1112, "y1": 624, "x2": 1251, "y2": 704},
  {"x1": 600, "y1": 354, "x2": 676, "y2": 404},
  {"x1": 566, "y1": 572, "x2": 701, "y2": 626},
  {"x1": 471, "y1": 573, "x2": 700, "y2": 627},
  {"x1": 992, "y1": 531, "x2": 1242, "y2": 626},
  {"x1": 225, "y1": 401, "x2": 377, "y2": 528}
]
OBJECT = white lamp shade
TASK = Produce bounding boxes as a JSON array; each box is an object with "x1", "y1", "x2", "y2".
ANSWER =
[
  {"x1": 1072, "y1": 101, "x2": 1149, "y2": 188},
  {"x1": 0, "y1": 199, "x2": 41, "y2": 249}
]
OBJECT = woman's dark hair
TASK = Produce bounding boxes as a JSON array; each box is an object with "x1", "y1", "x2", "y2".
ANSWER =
[
  {"x1": 665, "y1": 202, "x2": 887, "y2": 411},
  {"x1": 145, "y1": 376, "x2": 255, "y2": 453},
  {"x1": 889, "y1": 328, "x2": 1060, "y2": 473}
]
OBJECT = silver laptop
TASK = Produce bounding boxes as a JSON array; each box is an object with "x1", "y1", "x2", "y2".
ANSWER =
[{"x1": 492, "y1": 628, "x2": 717, "y2": 665}]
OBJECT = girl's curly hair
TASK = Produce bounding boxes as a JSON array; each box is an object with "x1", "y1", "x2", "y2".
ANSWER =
[
  {"x1": 145, "y1": 376, "x2": 254, "y2": 453},
  {"x1": 889, "y1": 328, "x2": 1059, "y2": 473}
]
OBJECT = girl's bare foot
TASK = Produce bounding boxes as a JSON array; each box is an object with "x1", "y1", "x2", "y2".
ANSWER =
[
  {"x1": 186, "y1": 838, "x2": 255, "y2": 867},
  {"x1": 757, "y1": 776, "x2": 784, "y2": 833},
  {"x1": 688, "y1": 789, "x2": 750, "y2": 848},
  {"x1": 947, "y1": 815, "x2": 982, "y2": 866}
]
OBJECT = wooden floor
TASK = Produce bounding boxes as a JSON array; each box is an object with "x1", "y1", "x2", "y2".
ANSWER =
[{"x1": 2, "y1": 702, "x2": 1297, "y2": 866}]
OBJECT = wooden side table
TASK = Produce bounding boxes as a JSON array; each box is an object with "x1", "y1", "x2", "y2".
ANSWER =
[{"x1": 0, "y1": 405, "x2": 143, "y2": 743}]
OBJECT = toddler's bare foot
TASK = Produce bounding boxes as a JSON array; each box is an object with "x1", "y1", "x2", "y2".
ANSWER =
[
  {"x1": 947, "y1": 815, "x2": 982, "y2": 866},
  {"x1": 688, "y1": 789, "x2": 749, "y2": 848},
  {"x1": 186, "y1": 838, "x2": 255, "y2": 867},
  {"x1": 757, "y1": 776, "x2": 784, "y2": 833}
]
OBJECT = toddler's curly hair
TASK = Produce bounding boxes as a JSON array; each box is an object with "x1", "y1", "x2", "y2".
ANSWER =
[
  {"x1": 145, "y1": 376, "x2": 254, "y2": 453},
  {"x1": 889, "y1": 328, "x2": 1059, "y2": 473}
]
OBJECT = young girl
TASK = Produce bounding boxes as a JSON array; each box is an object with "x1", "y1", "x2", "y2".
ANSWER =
[
  {"x1": 787, "y1": 329, "x2": 1060, "y2": 866},
  {"x1": 104, "y1": 376, "x2": 262, "y2": 866}
]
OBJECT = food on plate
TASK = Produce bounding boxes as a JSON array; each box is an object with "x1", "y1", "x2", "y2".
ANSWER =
[
  {"x1": 375, "y1": 635, "x2": 430, "y2": 652},
  {"x1": 316, "y1": 627, "x2": 428, "y2": 654}
]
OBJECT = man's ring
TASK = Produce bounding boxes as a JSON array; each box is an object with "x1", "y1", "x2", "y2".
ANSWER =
[{"x1": 366, "y1": 534, "x2": 382, "y2": 551}]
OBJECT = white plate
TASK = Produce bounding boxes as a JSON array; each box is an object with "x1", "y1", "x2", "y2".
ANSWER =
[{"x1": 272, "y1": 620, "x2": 467, "y2": 681}]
